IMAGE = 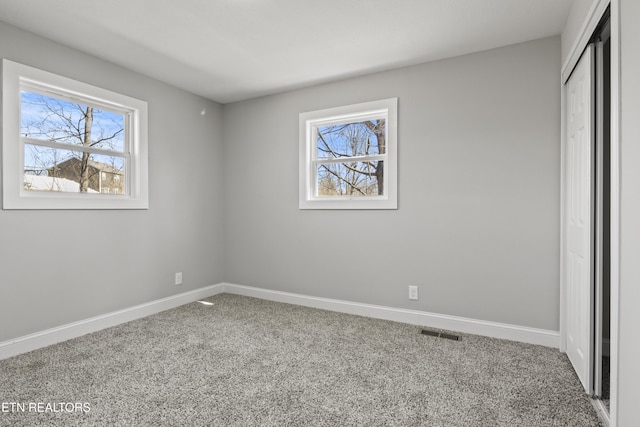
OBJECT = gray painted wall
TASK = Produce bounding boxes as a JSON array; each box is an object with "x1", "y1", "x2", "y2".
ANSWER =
[
  {"x1": 223, "y1": 37, "x2": 561, "y2": 331},
  {"x1": 0, "y1": 23, "x2": 562, "y2": 341},
  {"x1": 0, "y1": 21, "x2": 226, "y2": 342}
]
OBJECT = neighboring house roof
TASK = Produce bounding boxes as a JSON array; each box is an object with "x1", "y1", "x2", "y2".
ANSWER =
[
  {"x1": 86, "y1": 159, "x2": 123, "y2": 175},
  {"x1": 49, "y1": 157, "x2": 123, "y2": 175},
  {"x1": 24, "y1": 174, "x2": 98, "y2": 193}
]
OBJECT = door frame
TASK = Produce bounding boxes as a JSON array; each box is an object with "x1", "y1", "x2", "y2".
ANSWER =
[{"x1": 560, "y1": 0, "x2": 620, "y2": 425}]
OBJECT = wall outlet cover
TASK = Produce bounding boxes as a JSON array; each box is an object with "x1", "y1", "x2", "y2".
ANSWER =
[{"x1": 409, "y1": 285, "x2": 418, "y2": 300}]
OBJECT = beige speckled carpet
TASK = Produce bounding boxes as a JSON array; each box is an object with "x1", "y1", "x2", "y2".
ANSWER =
[{"x1": 0, "y1": 294, "x2": 601, "y2": 426}]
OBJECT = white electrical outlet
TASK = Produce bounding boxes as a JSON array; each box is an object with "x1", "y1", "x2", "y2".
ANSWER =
[
  {"x1": 175, "y1": 272, "x2": 183, "y2": 285},
  {"x1": 408, "y1": 285, "x2": 419, "y2": 301}
]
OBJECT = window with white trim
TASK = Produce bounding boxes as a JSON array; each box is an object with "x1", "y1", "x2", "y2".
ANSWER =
[
  {"x1": 2, "y1": 59, "x2": 148, "y2": 209},
  {"x1": 299, "y1": 98, "x2": 397, "y2": 209}
]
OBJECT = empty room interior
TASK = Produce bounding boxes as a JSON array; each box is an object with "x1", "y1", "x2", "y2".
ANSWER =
[{"x1": 1, "y1": 0, "x2": 639, "y2": 426}]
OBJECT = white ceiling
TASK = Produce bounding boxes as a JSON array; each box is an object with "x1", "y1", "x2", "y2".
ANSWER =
[{"x1": 0, "y1": 0, "x2": 574, "y2": 104}]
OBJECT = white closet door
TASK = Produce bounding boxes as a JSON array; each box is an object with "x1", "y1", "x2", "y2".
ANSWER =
[{"x1": 565, "y1": 44, "x2": 595, "y2": 393}]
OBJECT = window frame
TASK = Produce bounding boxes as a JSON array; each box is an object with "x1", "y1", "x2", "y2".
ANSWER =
[
  {"x1": 299, "y1": 98, "x2": 398, "y2": 209},
  {"x1": 2, "y1": 59, "x2": 149, "y2": 209}
]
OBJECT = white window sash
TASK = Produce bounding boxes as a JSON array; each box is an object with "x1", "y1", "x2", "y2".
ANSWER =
[
  {"x1": 22, "y1": 137, "x2": 128, "y2": 159},
  {"x1": 313, "y1": 154, "x2": 386, "y2": 165}
]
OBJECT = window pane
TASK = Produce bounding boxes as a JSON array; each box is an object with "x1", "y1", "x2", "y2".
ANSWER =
[
  {"x1": 316, "y1": 119, "x2": 386, "y2": 159},
  {"x1": 24, "y1": 145, "x2": 125, "y2": 194},
  {"x1": 316, "y1": 161, "x2": 383, "y2": 196},
  {"x1": 21, "y1": 90, "x2": 125, "y2": 152}
]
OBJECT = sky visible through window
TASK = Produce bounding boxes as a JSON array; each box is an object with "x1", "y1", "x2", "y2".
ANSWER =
[{"x1": 316, "y1": 120, "x2": 382, "y2": 159}]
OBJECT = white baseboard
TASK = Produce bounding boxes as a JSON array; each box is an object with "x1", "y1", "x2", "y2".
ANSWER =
[
  {"x1": 0, "y1": 281, "x2": 560, "y2": 361},
  {"x1": 221, "y1": 282, "x2": 560, "y2": 348},
  {"x1": 0, "y1": 283, "x2": 225, "y2": 360}
]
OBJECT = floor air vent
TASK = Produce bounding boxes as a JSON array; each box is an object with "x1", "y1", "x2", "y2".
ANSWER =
[{"x1": 421, "y1": 329, "x2": 460, "y2": 341}]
